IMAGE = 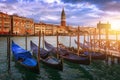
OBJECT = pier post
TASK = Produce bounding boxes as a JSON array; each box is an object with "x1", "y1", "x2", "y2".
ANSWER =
[
  {"x1": 118, "y1": 40, "x2": 120, "y2": 63},
  {"x1": 116, "y1": 31, "x2": 119, "y2": 64},
  {"x1": 88, "y1": 30, "x2": 92, "y2": 62},
  {"x1": 7, "y1": 37, "x2": 9, "y2": 60},
  {"x1": 7, "y1": 35, "x2": 11, "y2": 73},
  {"x1": 83, "y1": 33, "x2": 85, "y2": 51},
  {"x1": 42, "y1": 32, "x2": 45, "y2": 49},
  {"x1": 88, "y1": 31, "x2": 92, "y2": 63},
  {"x1": 56, "y1": 31, "x2": 59, "y2": 59},
  {"x1": 90, "y1": 30, "x2": 92, "y2": 52},
  {"x1": 69, "y1": 34, "x2": 71, "y2": 48},
  {"x1": 37, "y1": 31, "x2": 41, "y2": 73},
  {"x1": 105, "y1": 26, "x2": 109, "y2": 64},
  {"x1": 93, "y1": 28, "x2": 96, "y2": 52},
  {"x1": 98, "y1": 26, "x2": 101, "y2": 52},
  {"x1": 118, "y1": 56, "x2": 120, "y2": 64},
  {"x1": 77, "y1": 26, "x2": 80, "y2": 55},
  {"x1": 111, "y1": 55, "x2": 115, "y2": 65},
  {"x1": 25, "y1": 31, "x2": 27, "y2": 50},
  {"x1": 87, "y1": 32, "x2": 89, "y2": 50}
]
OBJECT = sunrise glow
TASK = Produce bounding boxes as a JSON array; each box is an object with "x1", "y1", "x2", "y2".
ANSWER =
[{"x1": 111, "y1": 20, "x2": 120, "y2": 30}]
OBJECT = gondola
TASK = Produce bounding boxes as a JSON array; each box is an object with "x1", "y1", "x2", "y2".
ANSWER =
[
  {"x1": 74, "y1": 39, "x2": 106, "y2": 60},
  {"x1": 30, "y1": 41, "x2": 63, "y2": 71},
  {"x1": 44, "y1": 40, "x2": 90, "y2": 65},
  {"x1": 11, "y1": 41, "x2": 40, "y2": 74}
]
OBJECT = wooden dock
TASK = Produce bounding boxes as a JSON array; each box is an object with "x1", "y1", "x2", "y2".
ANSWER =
[{"x1": 84, "y1": 39, "x2": 120, "y2": 57}]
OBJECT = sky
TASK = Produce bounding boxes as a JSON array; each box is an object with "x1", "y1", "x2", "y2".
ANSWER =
[{"x1": 0, "y1": 0, "x2": 120, "y2": 29}]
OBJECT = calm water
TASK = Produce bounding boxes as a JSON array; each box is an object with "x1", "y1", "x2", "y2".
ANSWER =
[
  {"x1": 0, "y1": 36, "x2": 93, "y2": 80},
  {"x1": 0, "y1": 35, "x2": 120, "y2": 80}
]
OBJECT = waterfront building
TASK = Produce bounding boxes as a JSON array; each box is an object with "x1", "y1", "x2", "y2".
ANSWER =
[
  {"x1": 34, "y1": 22, "x2": 68, "y2": 35},
  {"x1": 97, "y1": 21, "x2": 111, "y2": 29},
  {"x1": 11, "y1": 14, "x2": 34, "y2": 35},
  {"x1": 34, "y1": 22, "x2": 46, "y2": 35},
  {"x1": 34, "y1": 8, "x2": 68, "y2": 35},
  {"x1": 96, "y1": 21, "x2": 111, "y2": 34},
  {"x1": 0, "y1": 12, "x2": 11, "y2": 35},
  {"x1": 0, "y1": 8, "x2": 99, "y2": 36}
]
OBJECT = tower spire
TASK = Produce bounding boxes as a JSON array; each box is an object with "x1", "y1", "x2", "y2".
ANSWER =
[{"x1": 61, "y1": 8, "x2": 66, "y2": 27}]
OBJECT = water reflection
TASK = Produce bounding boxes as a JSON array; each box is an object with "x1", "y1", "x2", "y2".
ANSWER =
[
  {"x1": 0, "y1": 36, "x2": 120, "y2": 80},
  {"x1": 41, "y1": 63, "x2": 62, "y2": 80},
  {"x1": 14, "y1": 63, "x2": 38, "y2": 80},
  {"x1": 64, "y1": 61, "x2": 93, "y2": 80}
]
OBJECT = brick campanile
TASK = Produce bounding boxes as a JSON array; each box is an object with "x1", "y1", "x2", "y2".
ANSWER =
[{"x1": 61, "y1": 8, "x2": 66, "y2": 27}]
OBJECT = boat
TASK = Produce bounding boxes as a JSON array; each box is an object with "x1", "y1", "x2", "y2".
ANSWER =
[
  {"x1": 30, "y1": 41, "x2": 63, "y2": 71},
  {"x1": 44, "y1": 40, "x2": 90, "y2": 65},
  {"x1": 74, "y1": 39, "x2": 90, "y2": 51},
  {"x1": 74, "y1": 39, "x2": 106, "y2": 60},
  {"x1": 11, "y1": 41, "x2": 40, "y2": 74}
]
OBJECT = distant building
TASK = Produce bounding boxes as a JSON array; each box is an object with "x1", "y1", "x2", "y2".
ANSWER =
[
  {"x1": 11, "y1": 14, "x2": 34, "y2": 35},
  {"x1": 34, "y1": 22, "x2": 50, "y2": 35},
  {"x1": 97, "y1": 21, "x2": 111, "y2": 29},
  {"x1": 34, "y1": 8, "x2": 68, "y2": 35},
  {"x1": 34, "y1": 22, "x2": 68, "y2": 35},
  {"x1": 0, "y1": 12, "x2": 11, "y2": 34}
]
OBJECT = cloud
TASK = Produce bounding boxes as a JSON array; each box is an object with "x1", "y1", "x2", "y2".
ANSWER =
[
  {"x1": 61, "y1": 0, "x2": 119, "y2": 4},
  {"x1": 0, "y1": 0, "x2": 18, "y2": 3},
  {"x1": 0, "y1": 0, "x2": 120, "y2": 27},
  {"x1": 99, "y1": 1, "x2": 120, "y2": 11},
  {"x1": 61, "y1": 0, "x2": 120, "y2": 12}
]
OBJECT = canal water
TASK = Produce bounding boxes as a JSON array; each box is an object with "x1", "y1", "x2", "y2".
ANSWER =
[
  {"x1": 0, "y1": 36, "x2": 93, "y2": 80},
  {"x1": 0, "y1": 35, "x2": 120, "y2": 80}
]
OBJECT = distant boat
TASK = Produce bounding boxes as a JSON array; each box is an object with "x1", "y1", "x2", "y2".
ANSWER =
[
  {"x1": 30, "y1": 41, "x2": 63, "y2": 71},
  {"x1": 11, "y1": 41, "x2": 39, "y2": 74},
  {"x1": 44, "y1": 40, "x2": 90, "y2": 65},
  {"x1": 74, "y1": 40, "x2": 106, "y2": 60}
]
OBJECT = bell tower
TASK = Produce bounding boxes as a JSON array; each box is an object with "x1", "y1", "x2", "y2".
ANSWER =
[{"x1": 61, "y1": 8, "x2": 66, "y2": 27}]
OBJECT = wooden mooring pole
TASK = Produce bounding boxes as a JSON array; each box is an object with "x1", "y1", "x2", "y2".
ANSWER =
[
  {"x1": 117, "y1": 31, "x2": 120, "y2": 63},
  {"x1": 7, "y1": 35, "x2": 11, "y2": 73},
  {"x1": 93, "y1": 29, "x2": 95, "y2": 52},
  {"x1": 88, "y1": 31, "x2": 92, "y2": 63},
  {"x1": 69, "y1": 34, "x2": 71, "y2": 48},
  {"x1": 56, "y1": 31, "x2": 59, "y2": 59},
  {"x1": 37, "y1": 31, "x2": 41, "y2": 73},
  {"x1": 116, "y1": 31, "x2": 120, "y2": 64},
  {"x1": 105, "y1": 26, "x2": 109, "y2": 64},
  {"x1": 42, "y1": 32, "x2": 45, "y2": 49},
  {"x1": 98, "y1": 25, "x2": 101, "y2": 52},
  {"x1": 25, "y1": 31, "x2": 27, "y2": 50},
  {"x1": 77, "y1": 26, "x2": 80, "y2": 56},
  {"x1": 90, "y1": 30, "x2": 92, "y2": 52},
  {"x1": 7, "y1": 37, "x2": 9, "y2": 60},
  {"x1": 83, "y1": 33, "x2": 85, "y2": 50}
]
